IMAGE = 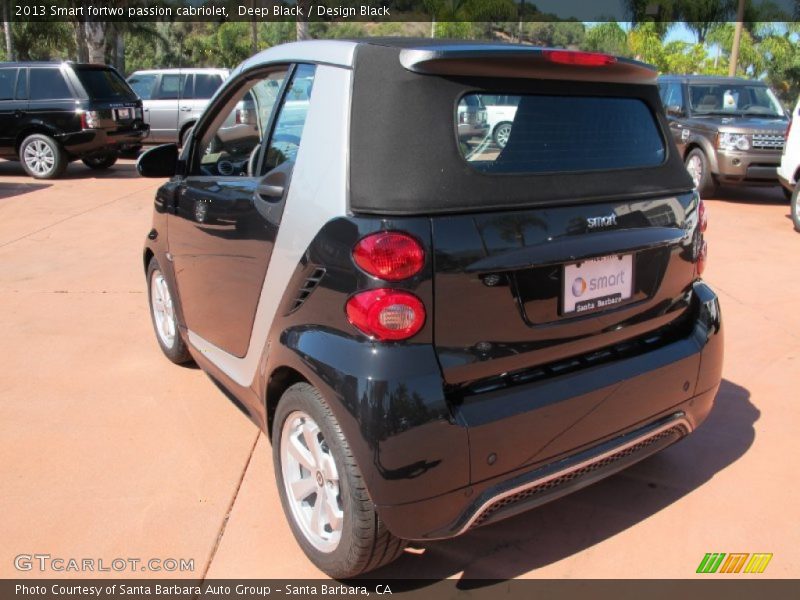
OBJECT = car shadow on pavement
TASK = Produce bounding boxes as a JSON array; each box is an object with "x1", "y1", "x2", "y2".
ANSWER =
[
  {"x1": 0, "y1": 182, "x2": 52, "y2": 199},
  {"x1": 364, "y1": 379, "x2": 757, "y2": 585},
  {"x1": 710, "y1": 186, "x2": 787, "y2": 205},
  {"x1": 0, "y1": 159, "x2": 140, "y2": 180}
]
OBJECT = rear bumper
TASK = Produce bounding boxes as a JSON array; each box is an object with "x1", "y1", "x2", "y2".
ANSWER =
[
  {"x1": 376, "y1": 282, "x2": 723, "y2": 540},
  {"x1": 59, "y1": 124, "x2": 149, "y2": 156}
]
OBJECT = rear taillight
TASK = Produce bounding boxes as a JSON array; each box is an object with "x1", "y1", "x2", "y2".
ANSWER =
[
  {"x1": 541, "y1": 50, "x2": 617, "y2": 67},
  {"x1": 346, "y1": 289, "x2": 425, "y2": 341},
  {"x1": 352, "y1": 232, "x2": 424, "y2": 281},
  {"x1": 79, "y1": 110, "x2": 100, "y2": 129},
  {"x1": 698, "y1": 199, "x2": 708, "y2": 233}
]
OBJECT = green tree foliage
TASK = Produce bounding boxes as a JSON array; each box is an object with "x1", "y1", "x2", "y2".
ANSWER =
[{"x1": 583, "y1": 22, "x2": 630, "y2": 56}]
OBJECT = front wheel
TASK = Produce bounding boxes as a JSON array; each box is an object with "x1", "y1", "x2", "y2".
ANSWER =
[
  {"x1": 791, "y1": 184, "x2": 800, "y2": 233},
  {"x1": 685, "y1": 148, "x2": 717, "y2": 198},
  {"x1": 20, "y1": 134, "x2": 67, "y2": 179},
  {"x1": 273, "y1": 383, "x2": 406, "y2": 578},
  {"x1": 82, "y1": 152, "x2": 118, "y2": 170}
]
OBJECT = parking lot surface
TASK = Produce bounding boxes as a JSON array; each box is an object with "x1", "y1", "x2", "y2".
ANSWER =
[{"x1": 1, "y1": 158, "x2": 797, "y2": 580}]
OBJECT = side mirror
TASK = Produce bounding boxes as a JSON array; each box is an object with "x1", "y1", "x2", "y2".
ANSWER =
[
  {"x1": 666, "y1": 104, "x2": 683, "y2": 117},
  {"x1": 137, "y1": 144, "x2": 179, "y2": 178}
]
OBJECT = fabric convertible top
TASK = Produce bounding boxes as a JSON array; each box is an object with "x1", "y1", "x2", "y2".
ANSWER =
[{"x1": 348, "y1": 42, "x2": 694, "y2": 216}]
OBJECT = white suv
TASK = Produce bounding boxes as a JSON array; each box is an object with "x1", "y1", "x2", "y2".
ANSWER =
[{"x1": 778, "y1": 98, "x2": 800, "y2": 231}]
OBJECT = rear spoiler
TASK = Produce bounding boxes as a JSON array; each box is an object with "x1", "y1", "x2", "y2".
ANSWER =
[{"x1": 399, "y1": 45, "x2": 658, "y2": 85}]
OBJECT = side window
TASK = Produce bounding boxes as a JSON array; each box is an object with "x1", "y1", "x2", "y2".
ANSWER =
[
  {"x1": 669, "y1": 83, "x2": 683, "y2": 109},
  {"x1": 182, "y1": 74, "x2": 194, "y2": 100},
  {"x1": 0, "y1": 69, "x2": 15, "y2": 100},
  {"x1": 194, "y1": 74, "x2": 222, "y2": 100},
  {"x1": 260, "y1": 64, "x2": 316, "y2": 175},
  {"x1": 194, "y1": 69, "x2": 289, "y2": 176},
  {"x1": 128, "y1": 74, "x2": 156, "y2": 100},
  {"x1": 155, "y1": 74, "x2": 185, "y2": 100},
  {"x1": 15, "y1": 68, "x2": 27, "y2": 100},
  {"x1": 29, "y1": 68, "x2": 72, "y2": 100}
]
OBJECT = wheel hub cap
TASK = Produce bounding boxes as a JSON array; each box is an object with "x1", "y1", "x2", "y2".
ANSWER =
[{"x1": 150, "y1": 271, "x2": 176, "y2": 347}]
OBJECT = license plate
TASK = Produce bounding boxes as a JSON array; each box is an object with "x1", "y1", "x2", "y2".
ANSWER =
[
  {"x1": 562, "y1": 254, "x2": 634, "y2": 315},
  {"x1": 115, "y1": 108, "x2": 131, "y2": 120}
]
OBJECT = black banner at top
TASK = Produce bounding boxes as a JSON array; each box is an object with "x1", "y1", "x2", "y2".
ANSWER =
[{"x1": 6, "y1": 0, "x2": 800, "y2": 23}]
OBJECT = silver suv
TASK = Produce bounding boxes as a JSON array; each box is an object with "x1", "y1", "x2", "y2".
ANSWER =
[{"x1": 127, "y1": 68, "x2": 228, "y2": 146}]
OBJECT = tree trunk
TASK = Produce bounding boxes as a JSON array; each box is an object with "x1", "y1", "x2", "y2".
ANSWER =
[
  {"x1": 115, "y1": 27, "x2": 125, "y2": 72},
  {"x1": 85, "y1": 21, "x2": 108, "y2": 64},
  {"x1": 2, "y1": 0, "x2": 15, "y2": 61},
  {"x1": 74, "y1": 21, "x2": 88, "y2": 62},
  {"x1": 728, "y1": 0, "x2": 746, "y2": 77},
  {"x1": 296, "y1": 0, "x2": 310, "y2": 40}
]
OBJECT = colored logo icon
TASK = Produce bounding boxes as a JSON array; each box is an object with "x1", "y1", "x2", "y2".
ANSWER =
[
  {"x1": 696, "y1": 553, "x2": 772, "y2": 574},
  {"x1": 572, "y1": 277, "x2": 587, "y2": 297}
]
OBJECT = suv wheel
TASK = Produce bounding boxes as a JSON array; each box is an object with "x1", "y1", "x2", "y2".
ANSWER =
[
  {"x1": 146, "y1": 258, "x2": 192, "y2": 364},
  {"x1": 791, "y1": 183, "x2": 800, "y2": 233},
  {"x1": 493, "y1": 122, "x2": 513, "y2": 148},
  {"x1": 20, "y1": 134, "x2": 67, "y2": 179},
  {"x1": 82, "y1": 153, "x2": 118, "y2": 170},
  {"x1": 273, "y1": 383, "x2": 407, "y2": 578},
  {"x1": 685, "y1": 148, "x2": 717, "y2": 197}
]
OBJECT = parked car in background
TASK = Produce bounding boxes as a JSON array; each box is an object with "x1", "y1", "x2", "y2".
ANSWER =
[
  {"x1": 456, "y1": 93, "x2": 488, "y2": 142},
  {"x1": 658, "y1": 75, "x2": 789, "y2": 197},
  {"x1": 778, "y1": 97, "x2": 800, "y2": 231},
  {"x1": 139, "y1": 40, "x2": 722, "y2": 578},
  {"x1": 0, "y1": 61, "x2": 147, "y2": 179},
  {"x1": 127, "y1": 68, "x2": 228, "y2": 146},
  {"x1": 482, "y1": 94, "x2": 520, "y2": 148}
]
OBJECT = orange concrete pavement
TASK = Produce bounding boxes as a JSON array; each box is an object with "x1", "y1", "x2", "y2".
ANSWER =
[{"x1": 1, "y1": 159, "x2": 798, "y2": 582}]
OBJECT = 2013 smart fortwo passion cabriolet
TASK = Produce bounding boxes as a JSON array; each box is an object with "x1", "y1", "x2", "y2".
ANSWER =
[{"x1": 138, "y1": 39, "x2": 723, "y2": 578}]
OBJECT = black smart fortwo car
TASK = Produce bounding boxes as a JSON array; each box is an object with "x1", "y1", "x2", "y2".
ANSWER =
[
  {"x1": 0, "y1": 62, "x2": 148, "y2": 178},
  {"x1": 139, "y1": 39, "x2": 723, "y2": 578}
]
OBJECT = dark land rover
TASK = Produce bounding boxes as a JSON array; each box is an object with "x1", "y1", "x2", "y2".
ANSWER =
[
  {"x1": 0, "y1": 62, "x2": 148, "y2": 179},
  {"x1": 139, "y1": 39, "x2": 723, "y2": 577},
  {"x1": 658, "y1": 74, "x2": 790, "y2": 197}
]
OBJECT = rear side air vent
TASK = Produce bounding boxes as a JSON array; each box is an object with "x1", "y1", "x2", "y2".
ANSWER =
[{"x1": 289, "y1": 268, "x2": 326, "y2": 313}]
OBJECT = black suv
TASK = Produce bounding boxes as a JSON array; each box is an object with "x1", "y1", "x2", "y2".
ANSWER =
[
  {"x1": 139, "y1": 40, "x2": 723, "y2": 578},
  {"x1": 0, "y1": 62, "x2": 148, "y2": 179}
]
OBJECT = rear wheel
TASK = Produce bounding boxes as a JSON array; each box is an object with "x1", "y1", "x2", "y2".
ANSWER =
[
  {"x1": 791, "y1": 184, "x2": 800, "y2": 233},
  {"x1": 82, "y1": 152, "x2": 118, "y2": 170},
  {"x1": 493, "y1": 122, "x2": 513, "y2": 148},
  {"x1": 685, "y1": 148, "x2": 717, "y2": 198},
  {"x1": 273, "y1": 383, "x2": 406, "y2": 578},
  {"x1": 147, "y1": 258, "x2": 192, "y2": 364},
  {"x1": 19, "y1": 134, "x2": 67, "y2": 179}
]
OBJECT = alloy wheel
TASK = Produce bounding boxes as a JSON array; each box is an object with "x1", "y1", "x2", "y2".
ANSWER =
[
  {"x1": 23, "y1": 140, "x2": 56, "y2": 177},
  {"x1": 686, "y1": 154, "x2": 703, "y2": 188},
  {"x1": 495, "y1": 123, "x2": 512, "y2": 148},
  {"x1": 150, "y1": 270, "x2": 176, "y2": 348},
  {"x1": 280, "y1": 410, "x2": 344, "y2": 553}
]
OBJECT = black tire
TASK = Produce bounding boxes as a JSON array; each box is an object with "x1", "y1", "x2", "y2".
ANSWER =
[
  {"x1": 791, "y1": 184, "x2": 800, "y2": 233},
  {"x1": 19, "y1": 134, "x2": 67, "y2": 179},
  {"x1": 82, "y1": 152, "x2": 118, "y2": 170},
  {"x1": 146, "y1": 258, "x2": 192, "y2": 364},
  {"x1": 685, "y1": 148, "x2": 717, "y2": 198},
  {"x1": 782, "y1": 186, "x2": 792, "y2": 202},
  {"x1": 272, "y1": 383, "x2": 407, "y2": 578}
]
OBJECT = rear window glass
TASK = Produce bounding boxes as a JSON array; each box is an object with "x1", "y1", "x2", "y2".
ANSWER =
[
  {"x1": 30, "y1": 68, "x2": 72, "y2": 100},
  {"x1": 74, "y1": 68, "x2": 136, "y2": 101},
  {"x1": 459, "y1": 94, "x2": 665, "y2": 174}
]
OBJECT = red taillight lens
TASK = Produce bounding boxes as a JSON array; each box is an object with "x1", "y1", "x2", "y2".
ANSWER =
[
  {"x1": 541, "y1": 50, "x2": 617, "y2": 67},
  {"x1": 698, "y1": 199, "x2": 708, "y2": 233},
  {"x1": 697, "y1": 240, "x2": 708, "y2": 275},
  {"x1": 346, "y1": 289, "x2": 425, "y2": 341},
  {"x1": 352, "y1": 232, "x2": 424, "y2": 281}
]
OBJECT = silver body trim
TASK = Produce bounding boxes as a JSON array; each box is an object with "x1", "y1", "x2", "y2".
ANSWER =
[{"x1": 187, "y1": 63, "x2": 352, "y2": 386}]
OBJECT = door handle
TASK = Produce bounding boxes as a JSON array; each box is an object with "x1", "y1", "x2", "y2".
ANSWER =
[
  {"x1": 143, "y1": 108, "x2": 149, "y2": 112},
  {"x1": 180, "y1": 107, "x2": 192, "y2": 112},
  {"x1": 257, "y1": 182, "x2": 284, "y2": 198}
]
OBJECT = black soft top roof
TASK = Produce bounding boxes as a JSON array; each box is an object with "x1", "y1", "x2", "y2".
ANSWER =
[{"x1": 348, "y1": 42, "x2": 693, "y2": 216}]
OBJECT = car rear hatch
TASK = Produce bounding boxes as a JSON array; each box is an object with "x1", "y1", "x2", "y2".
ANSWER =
[
  {"x1": 349, "y1": 43, "x2": 701, "y2": 480},
  {"x1": 72, "y1": 65, "x2": 142, "y2": 131}
]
